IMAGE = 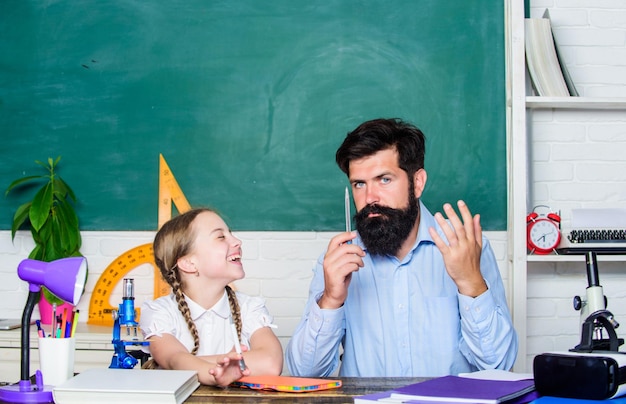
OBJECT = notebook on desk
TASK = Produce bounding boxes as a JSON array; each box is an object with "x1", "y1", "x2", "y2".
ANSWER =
[
  {"x1": 230, "y1": 375, "x2": 342, "y2": 393},
  {"x1": 355, "y1": 374, "x2": 536, "y2": 404},
  {"x1": 52, "y1": 368, "x2": 199, "y2": 404}
]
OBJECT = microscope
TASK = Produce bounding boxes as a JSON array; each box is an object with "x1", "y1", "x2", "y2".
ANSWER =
[
  {"x1": 534, "y1": 251, "x2": 626, "y2": 400},
  {"x1": 571, "y1": 251, "x2": 623, "y2": 352},
  {"x1": 109, "y1": 278, "x2": 149, "y2": 369}
]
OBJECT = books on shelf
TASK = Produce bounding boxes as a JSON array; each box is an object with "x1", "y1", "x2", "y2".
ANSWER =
[
  {"x1": 355, "y1": 373, "x2": 537, "y2": 404},
  {"x1": 525, "y1": 17, "x2": 571, "y2": 97},
  {"x1": 542, "y1": 9, "x2": 579, "y2": 96},
  {"x1": 52, "y1": 368, "x2": 200, "y2": 404}
]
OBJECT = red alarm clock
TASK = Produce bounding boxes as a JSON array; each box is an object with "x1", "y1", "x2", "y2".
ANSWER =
[{"x1": 526, "y1": 205, "x2": 561, "y2": 254}]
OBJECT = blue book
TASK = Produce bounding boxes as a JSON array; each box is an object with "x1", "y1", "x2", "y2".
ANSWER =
[
  {"x1": 386, "y1": 375, "x2": 536, "y2": 404},
  {"x1": 353, "y1": 390, "x2": 396, "y2": 403}
]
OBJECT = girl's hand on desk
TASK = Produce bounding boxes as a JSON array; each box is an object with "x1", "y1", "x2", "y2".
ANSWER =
[{"x1": 208, "y1": 350, "x2": 251, "y2": 387}]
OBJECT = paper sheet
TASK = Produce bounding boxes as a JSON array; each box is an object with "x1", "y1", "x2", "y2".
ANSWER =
[
  {"x1": 458, "y1": 369, "x2": 533, "y2": 381},
  {"x1": 572, "y1": 208, "x2": 626, "y2": 229}
]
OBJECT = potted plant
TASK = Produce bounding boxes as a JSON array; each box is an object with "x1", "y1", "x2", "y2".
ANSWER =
[{"x1": 5, "y1": 156, "x2": 86, "y2": 323}]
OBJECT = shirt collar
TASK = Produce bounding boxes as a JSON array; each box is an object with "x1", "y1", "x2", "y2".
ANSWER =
[
  {"x1": 184, "y1": 289, "x2": 231, "y2": 321},
  {"x1": 415, "y1": 200, "x2": 437, "y2": 246}
]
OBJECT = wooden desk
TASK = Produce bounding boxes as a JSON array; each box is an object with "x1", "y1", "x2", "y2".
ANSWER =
[{"x1": 185, "y1": 377, "x2": 426, "y2": 403}]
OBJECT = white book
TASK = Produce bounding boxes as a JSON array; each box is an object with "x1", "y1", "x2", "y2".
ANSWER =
[
  {"x1": 543, "y1": 9, "x2": 578, "y2": 96},
  {"x1": 458, "y1": 369, "x2": 534, "y2": 381},
  {"x1": 52, "y1": 368, "x2": 200, "y2": 404},
  {"x1": 525, "y1": 18, "x2": 570, "y2": 97}
]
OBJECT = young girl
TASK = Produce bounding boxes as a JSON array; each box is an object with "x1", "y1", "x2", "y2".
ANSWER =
[{"x1": 139, "y1": 208, "x2": 283, "y2": 386}]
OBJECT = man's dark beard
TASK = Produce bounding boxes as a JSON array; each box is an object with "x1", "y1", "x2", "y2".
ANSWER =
[{"x1": 355, "y1": 192, "x2": 420, "y2": 257}]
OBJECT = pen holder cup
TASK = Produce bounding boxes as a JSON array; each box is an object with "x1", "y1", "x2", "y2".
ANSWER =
[{"x1": 38, "y1": 337, "x2": 76, "y2": 386}]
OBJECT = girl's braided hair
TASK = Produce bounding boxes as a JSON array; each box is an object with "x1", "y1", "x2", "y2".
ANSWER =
[{"x1": 153, "y1": 208, "x2": 242, "y2": 355}]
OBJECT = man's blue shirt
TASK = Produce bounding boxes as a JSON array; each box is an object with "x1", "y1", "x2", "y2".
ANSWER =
[{"x1": 285, "y1": 202, "x2": 518, "y2": 377}]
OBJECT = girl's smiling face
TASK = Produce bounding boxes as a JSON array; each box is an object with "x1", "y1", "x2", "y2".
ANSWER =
[{"x1": 187, "y1": 211, "x2": 244, "y2": 284}]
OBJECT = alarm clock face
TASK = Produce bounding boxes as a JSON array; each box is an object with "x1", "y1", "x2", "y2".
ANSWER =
[{"x1": 528, "y1": 219, "x2": 560, "y2": 251}]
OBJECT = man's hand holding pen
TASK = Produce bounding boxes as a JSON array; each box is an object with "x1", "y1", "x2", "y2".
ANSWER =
[{"x1": 318, "y1": 231, "x2": 365, "y2": 309}]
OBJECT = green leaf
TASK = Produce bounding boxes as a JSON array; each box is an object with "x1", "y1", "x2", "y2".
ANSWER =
[
  {"x1": 5, "y1": 175, "x2": 44, "y2": 196},
  {"x1": 55, "y1": 201, "x2": 80, "y2": 254},
  {"x1": 35, "y1": 159, "x2": 50, "y2": 170},
  {"x1": 10, "y1": 202, "x2": 31, "y2": 240},
  {"x1": 56, "y1": 198, "x2": 79, "y2": 232},
  {"x1": 55, "y1": 177, "x2": 77, "y2": 202},
  {"x1": 28, "y1": 244, "x2": 43, "y2": 261},
  {"x1": 49, "y1": 216, "x2": 63, "y2": 258},
  {"x1": 30, "y1": 226, "x2": 42, "y2": 247},
  {"x1": 29, "y1": 183, "x2": 53, "y2": 231},
  {"x1": 52, "y1": 211, "x2": 74, "y2": 257},
  {"x1": 34, "y1": 218, "x2": 55, "y2": 261}
]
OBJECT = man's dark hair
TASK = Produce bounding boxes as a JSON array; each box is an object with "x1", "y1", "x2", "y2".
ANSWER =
[{"x1": 335, "y1": 118, "x2": 426, "y2": 177}]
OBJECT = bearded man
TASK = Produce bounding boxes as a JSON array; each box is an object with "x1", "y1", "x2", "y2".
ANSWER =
[{"x1": 285, "y1": 118, "x2": 518, "y2": 377}]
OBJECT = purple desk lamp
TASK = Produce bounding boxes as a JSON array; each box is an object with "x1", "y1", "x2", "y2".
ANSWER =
[{"x1": 0, "y1": 257, "x2": 87, "y2": 403}]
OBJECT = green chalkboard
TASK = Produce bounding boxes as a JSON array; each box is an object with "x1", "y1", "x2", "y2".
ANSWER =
[{"x1": 0, "y1": 1, "x2": 506, "y2": 231}]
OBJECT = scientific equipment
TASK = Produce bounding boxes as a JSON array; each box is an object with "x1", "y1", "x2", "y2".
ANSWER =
[
  {"x1": 571, "y1": 251, "x2": 623, "y2": 352},
  {"x1": 534, "y1": 251, "x2": 626, "y2": 399},
  {"x1": 110, "y1": 278, "x2": 149, "y2": 369}
]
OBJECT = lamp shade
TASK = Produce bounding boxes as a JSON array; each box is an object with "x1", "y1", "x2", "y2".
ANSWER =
[{"x1": 18, "y1": 257, "x2": 87, "y2": 305}]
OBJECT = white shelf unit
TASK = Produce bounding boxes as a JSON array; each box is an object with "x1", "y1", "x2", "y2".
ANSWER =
[
  {"x1": 526, "y1": 97, "x2": 626, "y2": 110},
  {"x1": 527, "y1": 254, "x2": 626, "y2": 263},
  {"x1": 507, "y1": 0, "x2": 626, "y2": 371}
]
